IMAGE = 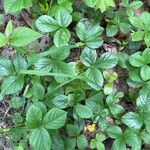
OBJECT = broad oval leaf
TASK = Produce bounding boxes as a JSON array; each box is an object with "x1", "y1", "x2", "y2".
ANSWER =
[
  {"x1": 53, "y1": 28, "x2": 71, "y2": 47},
  {"x1": 80, "y1": 47, "x2": 97, "y2": 67},
  {"x1": 10, "y1": 27, "x2": 42, "y2": 47},
  {"x1": 25, "y1": 104, "x2": 43, "y2": 129},
  {"x1": 0, "y1": 56, "x2": 14, "y2": 76},
  {"x1": 43, "y1": 108, "x2": 67, "y2": 129},
  {"x1": 76, "y1": 21, "x2": 104, "y2": 48},
  {"x1": 85, "y1": 68, "x2": 103, "y2": 91},
  {"x1": 107, "y1": 125, "x2": 122, "y2": 138},
  {"x1": 1, "y1": 76, "x2": 24, "y2": 95},
  {"x1": 122, "y1": 112, "x2": 143, "y2": 129},
  {"x1": 129, "y1": 52, "x2": 145, "y2": 67},
  {"x1": 36, "y1": 15, "x2": 60, "y2": 33},
  {"x1": 75, "y1": 104, "x2": 93, "y2": 118},
  {"x1": 29, "y1": 127, "x2": 52, "y2": 150},
  {"x1": 34, "y1": 58, "x2": 53, "y2": 72},
  {"x1": 55, "y1": 7, "x2": 72, "y2": 27},
  {"x1": 96, "y1": 52, "x2": 118, "y2": 69},
  {"x1": 0, "y1": 33, "x2": 8, "y2": 48},
  {"x1": 4, "y1": 0, "x2": 32, "y2": 13},
  {"x1": 140, "y1": 65, "x2": 150, "y2": 81}
]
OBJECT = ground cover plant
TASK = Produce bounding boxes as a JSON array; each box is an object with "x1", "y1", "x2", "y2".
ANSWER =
[{"x1": 0, "y1": 0, "x2": 150, "y2": 149}]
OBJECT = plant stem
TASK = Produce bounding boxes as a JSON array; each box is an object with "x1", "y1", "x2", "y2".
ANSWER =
[
  {"x1": 19, "y1": 70, "x2": 75, "y2": 78},
  {"x1": 45, "y1": 72, "x2": 85, "y2": 97}
]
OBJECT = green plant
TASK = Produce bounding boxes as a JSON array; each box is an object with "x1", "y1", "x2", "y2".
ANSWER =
[
  {"x1": 1, "y1": 0, "x2": 150, "y2": 150},
  {"x1": 121, "y1": 0, "x2": 143, "y2": 16},
  {"x1": 106, "y1": 11, "x2": 130, "y2": 37},
  {"x1": 130, "y1": 11, "x2": 150, "y2": 47},
  {"x1": 84, "y1": 0, "x2": 115, "y2": 13},
  {"x1": 90, "y1": 133, "x2": 106, "y2": 150}
]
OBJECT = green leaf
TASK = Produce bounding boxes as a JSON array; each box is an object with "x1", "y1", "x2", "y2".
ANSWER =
[
  {"x1": 104, "y1": 82, "x2": 113, "y2": 95},
  {"x1": 129, "y1": 17, "x2": 144, "y2": 30},
  {"x1": 53, "y1": 28, "x2": 70, "y2": 47},
  {"x1": 140, "y1": 65, "x2": 150, "y2": 81},
  {"x1": 77, "y1": 135, "x2": 88, "y2": 150},
  {"x1": 145, "y1": 31, "x2": 150, "y2": 47},
  {"x1": 26, "y1": 104, "x2": 43, "y2": 129},
  {"x1": 4, "y1": 0, "x2": 32, "y2": 13},
  {"x1": 97, "y1": 0, "x2": 115, "y2": 13},
  {"x1": 5, "y1": 20, "x2": 13, "y2": 37},
  {"x1": 29, "y1": 127, "x2": 52, "y2": 150},
  {"x1": 112, "y1": 138, "x2": 126, "y2": 150},
  {"x1": 142, "y1": 48, "x2": 150, "y2": 64},
  {"x1": 0, "y1": 33, "x2": 8, "y2": 48},
  {"x1": 75, "y1": 104, "x2": 93, "y2": 118},
  {"x1": 96, "y1": 142, "x2": 105, "y2": 150},
  {"x1": 50, "y1": 46, "x2": 71, "y2": 60},
  {"x1": 124, "y1": 129, "x2": 141, "y2": 150},
  {"x1": 84, "y1": 0, "x2": 115, "y2": 13},
  {"x1": 0, "y1": 56, "x2": 14, "y2": 76},
  {"x1": 36, "y1": 15, "x2": 60, "y2": 33},
  {"x1": 90, "y1": 139, "x2": 96, "y2": 149},
  {"x1": 32, "y1": 83, "x2": 45, "y2": 100},
  {"x1": 55, "y1": 7, "x2": 72, "y2": 27},
  {"x1": 63, "y1": 137, "x2": 76, "y2": 150},
  {"x1": 76, "y1": 21, "x2": 104, "y2": 48},
  {"x1": 96, "y1": 52, "x2": 118, "y2": 69},
  {"x1": 85, "y1": 68, "x2": 103, "y2": 91},
  {"x1": 52, "y1": 61, "x2": 73, "y2": 83},
  {"x1": 67, "y1": 124, "x2": 80, "y2": 137},
  {"x1": 12, "y1": 53, "x2": 28, "y2": 71},
  {"x1": 119, "y1": 22, "x2": 130, "y2": 34},
  {"x1": 53, "y1": 95, "x2": 68, "y2": 109},
  {"x1": 80, "y1": 47, "x2": 97, "y2": 67},
  {"x1": 132, "y1": 31, "x2": 144, "y2": 41},
  {"x1": 128, "y1": 69, "x2": 143, "y2": 83},
  {"x1": 122, "y1": 112, "x2": 143, "y2": 129},
  {"x1": 136, "y1": 95, "x2": 150, "y2": 109},
  {"x1": 43, "y1": 108, "x2": 67, "y2": 129},
  {"x1": 10, "y1": 27, "x2": 42, "y2": 47},
  {"x1": 129, "y1": 52, "x2": 144, "y2": 67},
  {"x1": 96, "y1": 133, "x2": 106, "y2": 142},
  {"x1": 109, "y1": 104, "x2": 124, "y2": 118},
  {"x1": 34, "y1": 58, "x2": 53, "y2": 72},
  {"x1": 121, "y1": 0, "x2": 129, "y2": 7},
  {"x1": 84, "y1": 0, "x2": 97, "y2": 8},
  {"x1": 107, "y1": 125, "x2": 122, "y2": 138},
  {"x1": 1, "y1": 76, "x2": 24, "y2": 95},
  {"x1": 141, "y1": 131, "x2": 150, "y2": 144},
  {"x1": 9, "y1": 97, "x2": 24, "y2": 109},
  {"x1": 106, "y1": 25, "x2": 118, "y2": 37},
  {"x1": 141, "y1": 12, "x2": 150, "y2": 28},
  {"x1": 129, "y1": 1, "x2": 143, "y2": 10}
]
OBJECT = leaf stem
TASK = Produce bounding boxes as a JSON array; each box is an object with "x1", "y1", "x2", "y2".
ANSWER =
[
  {"x1": 19, "y1": 70, "x2": 75, "y2": 78},
  {"x1": 45, "y1": 72, "x2": 85, "y2": 97}
]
